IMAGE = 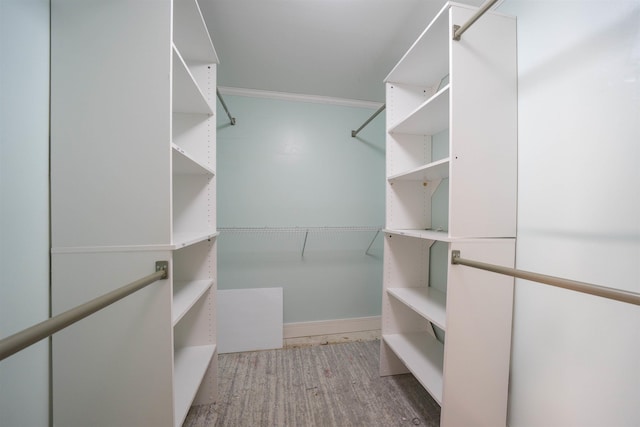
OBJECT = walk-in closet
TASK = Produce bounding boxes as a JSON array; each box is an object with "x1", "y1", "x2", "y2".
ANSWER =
[{"x1": 1, "y1": 1, "x2": 638, "y2": 426}]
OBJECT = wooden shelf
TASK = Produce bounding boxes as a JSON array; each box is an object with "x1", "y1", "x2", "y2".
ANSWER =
[
  {"x1": 383, "y1": 333, "x2": 444, "y2": 404},
  {"x1": 172, "y1": 143, "x2": 214, "y2": 175},
  {"x1": 387, "y1": 287, "x2": 447, "y2": 330},
  {"x1": 173, "y1": 280, "x2": 214, "y2": 326},
  {"x1": 384, "y1": 2, "x2": 450, "y2": 87},
  {"x1": 389, "y1": 85, "x2": 449, "y2": 136},
  {"x1": 173, "y1": 344, "x2": 216, "y2": 427},
  {"x1": 388, "y1": 158, "x2": 449, "y2": 183},
  {"x1": 172, "y1": 231, "x2": 219, "y2": 250},
  {"x1": 172, "y1": 46, "x2": 213, "y2": 115},
  {"x1": 173, "y1": 0, "x2": 218, "y2": 64}
]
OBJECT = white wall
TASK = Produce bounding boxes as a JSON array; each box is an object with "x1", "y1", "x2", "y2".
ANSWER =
[
  {"x1": 498, "y1": 1, "x2": 640, "y2": 426},
  {"x1": 0, "y1": 0, "x2": 51, "y2": 425}
]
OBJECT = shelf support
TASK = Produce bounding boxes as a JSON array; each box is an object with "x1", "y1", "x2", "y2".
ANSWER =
[
  {"x1": 301, "y1": 229, "x2": 309, "y2": 258},
  {"x1": 429, "y1": 322, "x2": 440, "y2": 342},
  {"x1": 451, "y1": 251, "x2": 640, "y2": 306},
  {"x1": 352, "y1": 104, "x2": 385, "y2": 137},
  {"x1": 216, "y1": 89, "x2": 236, "y2": 125},
  {"x1": 426, "y1": 178, "x2": 443, "y2": 198},
  {"x1": 452, "y1": 0, "x2": 499, "y2": 41},
  {"x1": 365, "y1": 229, "x2": 381, "y2": 255}
]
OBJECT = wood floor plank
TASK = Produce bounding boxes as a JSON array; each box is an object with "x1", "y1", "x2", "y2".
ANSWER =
[{"x1": 183, "y1": 339, "x2": 440, "y2": 426}]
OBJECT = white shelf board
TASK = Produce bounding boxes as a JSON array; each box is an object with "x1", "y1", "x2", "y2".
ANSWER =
[
  {"x1": 384, "y1": 2, "x2": 450, "y2": 87},
  {"x1": 173, "y1": 344, "x2": 216, "y2": 427},
  {"x1": 387, "y1": 287, "x2": 447, "y2": 330},
  {"x1": 173, "y1": 279, "x2": 214, "y2": 326},
  {"x1": 388, "y1": 158, "x2": 449, "y2": 183},
  {"x1": 173, "y1": 0, "x2": 219, "y2": 64},
  {"x1": 384, "y1": 229, "x2": 454, "y2": 242},
  {"x1": 172, "y1": 46, "x2": 213, "y2": 115},
  {"x1": 383, "y1": 332, "x2": 444, "y2": 404},
  {"x1": 389, "y1": 85, "x2": 449, "y2": 135},
  {"x1": 172, "y1": 231, "x2": 219, "y2": 250},
  {"x1": 172, "y1": 143, "x2": 214, "y2": 175}
]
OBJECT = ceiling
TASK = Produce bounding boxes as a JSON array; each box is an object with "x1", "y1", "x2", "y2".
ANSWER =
[{"x1": 200, "y1": 0, "x2": 485, "y2": 103}]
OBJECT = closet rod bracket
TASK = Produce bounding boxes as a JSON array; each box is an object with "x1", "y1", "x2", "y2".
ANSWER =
[
  {"x1": 452, "y1": 25, "x2": 461, "y2": 41},
  {"x1": 155, "y1": 260, "x2": 169, "y2": 279},
  {"x1": 452, "y1": 0, "x2": 499, "y2": 41}
]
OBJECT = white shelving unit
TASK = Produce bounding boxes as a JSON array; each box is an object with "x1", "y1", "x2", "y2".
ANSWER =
[
  {"x1": 50, "y1": 1, "x2": 218, "y2": 426},
  {"x1": 380, "y1": 3, "x2": 517, "y2": 427}
]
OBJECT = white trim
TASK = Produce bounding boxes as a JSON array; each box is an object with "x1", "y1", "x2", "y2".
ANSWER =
[
  {"x1": 283, "y1": 316, "x2": 381, "y2": 339},
  {"x1": 51, "y1": 245, "x2": 173, "y2": 254},
  {"x1": 218, "y1": 86, "x2": 383, "y2": 110}
]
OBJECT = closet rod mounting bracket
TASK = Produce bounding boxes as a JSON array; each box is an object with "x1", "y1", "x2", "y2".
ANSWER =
[
  {"x1": 155, "y1": 261, "x2": 169, "y2": 279},
  {"x1": 452, "y1": 25, "x2": 462, "y2": 41}
]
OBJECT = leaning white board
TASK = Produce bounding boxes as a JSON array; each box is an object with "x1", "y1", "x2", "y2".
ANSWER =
[{"x1": 217, "y1": 288, "x2": 283, "y2": 353}]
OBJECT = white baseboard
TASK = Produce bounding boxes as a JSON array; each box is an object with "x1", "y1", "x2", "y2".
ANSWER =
[{"x1": 283, "y1": 316, "x2": 381, "y2": 339}]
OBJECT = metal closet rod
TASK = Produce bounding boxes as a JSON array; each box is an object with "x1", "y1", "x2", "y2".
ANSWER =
[
  {"x1": 216, "y1": 89, "x2": 236, "y2": 125},
  {"x1": 451, "y1": 251, "x2": 640, "y2": 306},
  {"x1": 0, "y1": 262, "x2": 169, "y2": 362},
  {"x1": 453, "y1": 0, "x2": 499, "y2": 41},
  {"x1": 352, "y1": 104, "x2": 385, "y2": 137}
]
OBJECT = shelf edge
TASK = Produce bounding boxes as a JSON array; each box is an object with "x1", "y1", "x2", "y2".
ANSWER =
[
  {"x1": 387, "y1": 287, "x2": 447, "y2": 330},
  {"x1": 387, "y1": 157, "x2": 450, "y2": 182}
]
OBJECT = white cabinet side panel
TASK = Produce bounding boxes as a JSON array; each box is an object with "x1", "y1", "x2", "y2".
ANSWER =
[
  {"x1": 52, "y1": 251, "x2": 174, "y2": 427},
  {"x1": 441, "y1": 239, "x2": 515, "y2": 427},
  {"x1": 448, "y1": 8, "x2": 517, "y2": 238},
  {"x1": 51, "y1": 0, "x2": 171, "y2": 248}
]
